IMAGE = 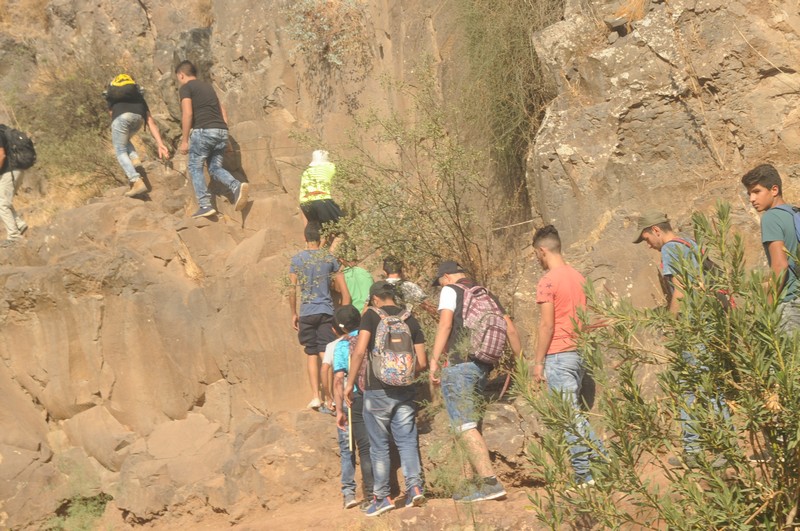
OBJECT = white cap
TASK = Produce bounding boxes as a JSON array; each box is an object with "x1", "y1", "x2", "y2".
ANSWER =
[{"x1": 309, "y1": 150, "x2": 329, "y2": 166}]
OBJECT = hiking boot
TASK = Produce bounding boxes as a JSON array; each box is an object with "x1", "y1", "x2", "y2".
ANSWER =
[
  {"x1": 454, "y1": 480, "x2": 506, "y2": 503},
  {"x1": 365, "y1": 496, "x2": 395, "y2": 517},
  {"x1": 359, "y1": 499, "x2": 371, "y2": 512},
  {"x1": 405, "y1": 485, "x2": 426, "y2": 508},
  {"x1": 124, "y1": 178, "x2": 148, "y2": 197},
  {"x1": 192, "y1": 206, "x2": 217, "y2": 218},
  {"x1": 307, "y1": 398, "x2": 322, "y2": 410},
  {"x1": 234, "y1": 182, "x2": 250, "y2": 211},
  {"x1": 343, "y1": 494, "x2": 358, "y2": 509}
]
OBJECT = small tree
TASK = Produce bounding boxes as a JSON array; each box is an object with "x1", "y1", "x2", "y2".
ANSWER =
[
  {"x1": 329, "y1": 66, "x2": 527, "y2": 289},
  {"x1": 519, "y1": 203, "x2": 800, "y2": 529}
]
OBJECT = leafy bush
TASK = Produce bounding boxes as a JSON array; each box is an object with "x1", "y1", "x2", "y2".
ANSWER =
[
  {"x1": 518, "y1": 203, "x2": 800, "y2": 529},
  {"x1": 45, "y1": 493, "x2": 112, "y2": 531},
  {"x1": 324, "y1": 67, "x2": 528, "y2": 289},
  {"x1": 17, "y1": 53, "x2": 121, "y2": 186},
  {"x1": 280, "y1": 0, "x2": 372, "y2": 72},
  {"x1": 454, "y1": 0, "x2": 564, "y2": 216}
]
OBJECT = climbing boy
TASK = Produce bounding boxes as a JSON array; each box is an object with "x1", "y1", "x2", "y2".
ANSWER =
[
  {"x1": 332, "y1": 305, "x2": 374, "y2": 510},
  {"x1": 175, "y1": 60, "x2": 250, "y2": 218},
  {"x1": 428, "y1": 261, "x2": 522, "y2": 502},
  {"x1": 742, "y1": 164, "x2": 800, "y2": 333},
  {"x1": 290, "y1": 224, "x2": 351, "y2": 410},
  {"x1": 344, "y1": 281, "x2": 428, "y2": 517},
  {"x1": 633, "y1": 211, "x2": 730, "y2": 468},
  {"x1": 105, "y1": 73, "x2": 170, "y2": 198},
  {"x1": 532, "y1": 225, "x2": 605, "y2": 486}
]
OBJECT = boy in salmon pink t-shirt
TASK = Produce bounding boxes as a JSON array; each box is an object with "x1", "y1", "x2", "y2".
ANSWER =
[{"x1": 533, "y1": 225, "x2": 605, "y2": 487}]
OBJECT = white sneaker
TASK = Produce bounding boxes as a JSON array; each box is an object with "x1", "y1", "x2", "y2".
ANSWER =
[{"x1": 307, "y1": 398, "x2": 322, "y2": 410}]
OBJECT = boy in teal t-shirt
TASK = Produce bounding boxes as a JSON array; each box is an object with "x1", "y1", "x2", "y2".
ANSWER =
[
  {"x1": 331, "y1": 305, "x2": 373, "y2": 510},
  {"x1": 742, "y1": 164, "x2": 800, "y2": 332}
]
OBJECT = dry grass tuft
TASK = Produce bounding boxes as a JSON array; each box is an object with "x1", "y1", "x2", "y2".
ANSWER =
[{"x1": 614, "y1": 0, "x2": 647, "y2": 25}]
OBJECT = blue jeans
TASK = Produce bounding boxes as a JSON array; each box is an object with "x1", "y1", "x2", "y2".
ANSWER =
[
  {"x1": 545, "y1": 351, "x2": 605, "y2": 482},
  {"x1": 679, "y1": 350, "x2": 731, "y2": 454},
  {"x1": 441, "y1": 361, "x2": 490, "y2": 432},
  {"x1": 337, "y1": 393, "x2": 373, "y2": 498},
  {"x1": 188, "y1": 128, "x2": 241, "y2": 208},
  {"x1": 111, "y1": 113, "x2": 143, "y2": 181},
  {"x1": 363, "y1": 387, "x2": 422, "y2": 498}
]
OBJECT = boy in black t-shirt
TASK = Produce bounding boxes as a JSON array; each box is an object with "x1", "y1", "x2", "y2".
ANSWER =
[
  {"x1": 174, "y1": 60, "x2": 250, "y2": 218},
  {"x1": 344, "y1": 281, "x2": 428, "y2": 517}
]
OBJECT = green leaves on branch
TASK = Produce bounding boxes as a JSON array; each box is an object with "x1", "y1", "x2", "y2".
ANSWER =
[{"x1": 521, "y1": 202, "x2": 800, "y2": 529}]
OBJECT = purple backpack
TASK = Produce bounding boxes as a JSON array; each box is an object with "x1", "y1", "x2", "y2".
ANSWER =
[{"x1": 461, "y1": 284, "x2": 508, "y2": 366}]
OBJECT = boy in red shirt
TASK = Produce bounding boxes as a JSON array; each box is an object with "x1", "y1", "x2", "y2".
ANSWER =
[{"x1": 533, "y1": 225, "x2": 605, "y2": 486}]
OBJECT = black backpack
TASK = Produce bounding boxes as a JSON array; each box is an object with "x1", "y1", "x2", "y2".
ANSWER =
[
  {"x1": 104, "y1": 74, "x2": 143, "y2": 105},
  {"x1": 0, "y1": 125, "x2": 36, "y2": 170}
]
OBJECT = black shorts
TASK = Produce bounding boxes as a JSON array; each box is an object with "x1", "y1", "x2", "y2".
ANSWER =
[
  {"x1": 298, "y1": 313, "x2": 336, "y2": 354},
  {"x1": 301, "y1": 199, "x2": 344, "y2": 226}
]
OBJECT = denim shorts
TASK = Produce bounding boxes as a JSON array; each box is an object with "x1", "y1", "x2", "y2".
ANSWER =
[{"x1": 440, "y1": 361, "x2": 490, "y2": 432}]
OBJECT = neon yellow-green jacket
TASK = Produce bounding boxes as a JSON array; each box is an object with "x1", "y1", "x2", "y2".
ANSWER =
[{"x1": 299, "y1": 162, "x2": 336, "y2": 203}]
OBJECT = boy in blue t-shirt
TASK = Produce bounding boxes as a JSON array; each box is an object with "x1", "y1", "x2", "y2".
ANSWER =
[
  {"x1": 742, "y1": 164, "x2": 800, "y2": 333},
  {"x1": 331, "y1": 305, "x2": 373, "y2": 510},
  {"x1": 634, "y1": 211, "x2": 730, "y2": 468},
  {"x1": 289, "y1": 224, "x2": 351, "y2": 411}
]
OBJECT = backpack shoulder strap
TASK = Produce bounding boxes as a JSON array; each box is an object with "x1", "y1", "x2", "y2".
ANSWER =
[
  {"x1": 669, "y1": 237, "x2": 692, "y2": 248},
  {"x1": 371, "y1": 307, "x2": 388, "y2": 319},
  {"x1": 773, "y1": 204, "x2": 796, "y2": 215},
  {"x1": 398, "y1": 309, "x2": 411, "y2": 321}
]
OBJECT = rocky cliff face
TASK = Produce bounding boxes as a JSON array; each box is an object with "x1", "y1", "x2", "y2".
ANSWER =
[
  {"x1": 0, "y1": 0, "x2": 797, "y2": 527},
  {"x1": 0, "y1": 0, "x2": 470, "y2": 527},
  {"x1": 529, "y1": 0, "x2": 800, "y2": 302}
]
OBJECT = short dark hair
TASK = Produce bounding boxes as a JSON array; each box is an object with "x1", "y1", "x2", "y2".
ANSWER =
[
  {"x1": 175, "y1": 60, "x2": 197, "y2": 77},
  {"x1": 334, "y1": 305, "x2": 361, "y2": 333},
  {"x1": 304, "y1": 223, "x2": 321, "y2": 243},
  {"x1": 383, "y1": 256, "x2": 402, "y2": 275},
  {"x1": 742, "y1": 164, "x2": 782, "y2": 195},
  {"x1": 644, "y1": 221, "x2": 673, "y2": 234},
  {"x1": 532, "y1": 224, "x2": 561, "y2": 253}
]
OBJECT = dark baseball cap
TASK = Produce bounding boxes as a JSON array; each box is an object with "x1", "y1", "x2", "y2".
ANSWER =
[
  {"x1": 431, "y1": 261, "x2": 464, "y2": 286},
  {"x1": 369, "y1": 280, "x2": 395, "y2": 298},
  {"x1": 633, "y1": 211, "x2": 669, "y2": 243}
]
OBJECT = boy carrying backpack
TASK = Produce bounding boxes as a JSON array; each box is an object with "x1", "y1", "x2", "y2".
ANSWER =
[
  {"x1": 428, "y1": 261, "x2": 522, "y2": 502},
  {"x1": 0, "y1": 124, "x2": 35, "y2": 246},
  {"x1": 331, "y1": 305, "x2": 374, "y2": 511},
  {"x1": 742, "y1": 164, "x2": 800, "y2": 333},
  {"x1": 105, "y1": 73, "x2": 170, "y2": 198},
  {"x1": 343, "y1": 281, "x2": 428, "y2": 517}
]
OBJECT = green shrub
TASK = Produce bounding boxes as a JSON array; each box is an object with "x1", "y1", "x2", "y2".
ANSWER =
[
  {"x1": 519, "y1": 203, "x2": 800, "y2": 529},
  {"x1": 454, "y1": 0, "x2": 564, "y2": 216},
  {"x1": 322, "y1": 66, "x2": 527, "y2": 289},
  {"x1": 16, "y1": 54, "x2": 121, "y2": 188},
  {"x1": 45, "y1": 493, "x2": 113, "y2": 531}
]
